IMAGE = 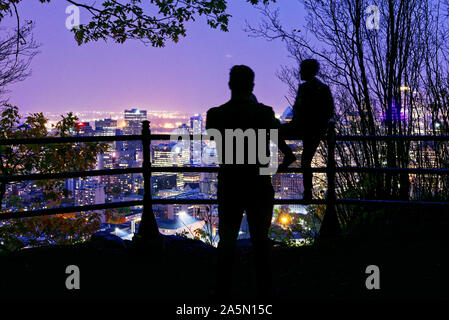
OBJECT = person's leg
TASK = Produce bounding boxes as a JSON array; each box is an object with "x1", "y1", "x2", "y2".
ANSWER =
[
  {"x1": 301, "y1": 137, "x2": 321, "y2": 201},
  {"x1": 216, "y1": 182, "x2": 244, "y2": 299},
  {"x1": 246, "y1": 179, "x2": 275, "y2": 299},
  {"x1": 280, "y1": 122, "x2": 300, "y2": 140},
  {"x1": 278, "y1": 123, "x2": 299, "y2": 170}
]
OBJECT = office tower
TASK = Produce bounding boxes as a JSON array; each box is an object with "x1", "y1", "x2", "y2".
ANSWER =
[
  {"x1": 280, "y1": 174, "x2": 304, "y2": 212},
  {"x1": 124, "y1": 108, "x2": 147, "y2": 135},
  {"x1": 115, "y1": 128, "x2": 125, "y2": 152},
  {"x1": 124, "y1": 108, "x2": 147, "y2": 151},
  {"x1": 190, "y1": 114, "x2": 203, "y2": 166},
  {"x1": 202, "y1": 141, "x2": 219, "y2": 166},
  {"x1": 151, "y1": 174, "x2": 177, "y2": 194},
  {"x1": 73, "y1": 177, "x2": 105, "y2": 206},
  {"x1": 280, "y1": 174, "x2": 303, "y2": 198},
  {"x1": 76, "y1": 121, "x2": 94, "y2": 136},
  {"x1": 199, "y1": 172, "x2": 218, "y2": 198},
  {"x1": 95, "y1": 118, "x2": 117, "y2": 136},
  {"x1": 95, "y1": 118, "x2": 118, "y2": 163},
  {"x1": 272, "y1": 173, "x2": 282, "y2": 193},
  {"x1": 94, "y1": 118, "x2": 119, "y2": 187},
  {"x1": 281, "y1": 106, "x2": 293, "y2": 124},
  {"x1": 152, "y1": 142, "x2": 176, "y2": 167},
  {"x1": 152, "y1": 142, "x2": 183, "y2": 190},
  {"x1": 172, "y1": 124, "x2": 191, "y2": 166},
  {"x1": 171, "y1": 124, "x2": 191, "y2": 190}
]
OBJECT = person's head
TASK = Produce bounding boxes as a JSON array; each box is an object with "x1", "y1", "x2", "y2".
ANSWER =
[
  {"x1": 300, "y1": 59, "x2": 319, "y2": 81},
  {"x1": 228, "y1": 65, "x2": 255, "y2": 95}
]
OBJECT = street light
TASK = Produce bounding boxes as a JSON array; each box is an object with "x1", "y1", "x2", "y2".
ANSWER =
[{"x1": 280, "y1": 216, "x2": 289, "y2": 225}]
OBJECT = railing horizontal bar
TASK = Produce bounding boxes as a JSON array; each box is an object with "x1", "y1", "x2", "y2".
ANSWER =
[
  {"x1": 151, "y1": 167, "x2": 325, "y2": 173},
  {"x1": 151, "y1": 167, "x2": 328, "y2": 173},
  {"x1": 152, "y1": 199, "x2": 216, "y2": 205},
  {"x1": 152, "y1": 166, "x2": 219, "y2": 173},
  {"x1": 1, "y1": 134, "x2": 448, "y2": 146},
  {"x1": 4, "y1": 197, "x2": 448, "y2": 220},
  {"x1": 152, "y1": 167, "x2": 449, "y2": 174},
  {"x1": 3, "y1": 166, "x2": 448, "y2": 183},
  {"x1": 0, "y1": 168, "x2": 144, "y2": 182},
  {"x1": 0, "y1": 167, "x2": 334, "y2": 182},
  {"x1": 151, "y1": 199, "x2": 327, "y2": 205},
  {"x1": 0, "y1": 135, "x2": 142, "y2": 145},
  {"x1": 155, "y1": 134, "x2": 449, "y2": 142},
  {"x1": 336, "y1": 199, "x2": 449, "y2": 207},
  {"x1": 151, "y1": 134, "x2": 175, "y2": 141},
  {"x1": 336, "y1": 167, "x2": 449, "y2": 174},
  {"x1": 0, "y1": 200, "x2": 143, "y2": 220},
  {"x1": 0, "y1": 199, "x2": 326, "y2": 219},
  {"x1": 337, "y1": 135, "x2": 449, "y2": 142}
]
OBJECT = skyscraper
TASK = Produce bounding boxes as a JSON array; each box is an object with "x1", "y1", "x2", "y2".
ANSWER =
[
  {"x1": 124, "y1": 108, "x2": 147, "y2": 151},
  {"x1": 76, "y1": 121, "x2": 94, "y2": 136},
  {"x1": 190, "y1": 114, "x2": 203, "y2": 166},
  {"x1": 95, "y1": 118, "x2": 117, "y2": 136},
  {"x1": 280, "y1": 106, "x2": 293, "y2": 124}
]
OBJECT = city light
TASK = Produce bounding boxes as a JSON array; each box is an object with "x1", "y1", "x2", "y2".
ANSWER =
[{"x1": 280, "y1": 216, "x2": 289, "y2": 225}]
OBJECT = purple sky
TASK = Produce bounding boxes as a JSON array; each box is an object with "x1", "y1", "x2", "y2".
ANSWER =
[{"x1": 5, "y1": 1, "x2": 305, "y2": 115}]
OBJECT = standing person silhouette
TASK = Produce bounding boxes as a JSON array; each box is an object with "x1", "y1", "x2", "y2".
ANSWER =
[
  {"x1": 282, "y1": 59, "x2": 335, "y2": 202},
  {"x1": 206, "y1": 65, "x2": 294, "y2": 300}
]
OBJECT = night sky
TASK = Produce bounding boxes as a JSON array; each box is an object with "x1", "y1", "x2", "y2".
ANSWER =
[{"x1": 5, "y1": 1, "x2": 305, "y2": 115}]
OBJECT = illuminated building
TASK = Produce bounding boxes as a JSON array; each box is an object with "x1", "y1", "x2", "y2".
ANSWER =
[
  {"x1": 70, "y1": 177, "x2": 106, "y2": 206},
  {"x1": 124, "y1": 108, "x2": 147, "y2": 151},
  {"x1": 76, "y1": 121, "x2": 94, "y2": 136},
  {"x1": 280, "y1": 106, "x2": 293, "y2": 124},
  {"x1": 190, "y1": 114, "x2": 203, "y2": 165}
]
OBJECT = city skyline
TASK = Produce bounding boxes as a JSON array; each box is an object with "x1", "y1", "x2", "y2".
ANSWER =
[{"x1": 4, "y1": 1, "x2": 305, "y2": 115}]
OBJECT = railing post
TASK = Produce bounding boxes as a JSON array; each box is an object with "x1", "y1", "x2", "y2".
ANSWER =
[
  {"x1": 319, "y1": 120, "x2": 341, "y2": 239},
  {"x1": 135, "y1": 120, "x2": 162, "y2": 245}
]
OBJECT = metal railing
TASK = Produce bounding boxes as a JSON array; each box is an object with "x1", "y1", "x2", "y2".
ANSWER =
[{"x1": 1, "y1": 120, "x2": 449, "y2": 239}]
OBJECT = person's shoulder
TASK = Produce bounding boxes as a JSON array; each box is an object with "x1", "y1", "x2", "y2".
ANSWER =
[
  {"x1": 257, "y1": 103, "x2": 275, "y2": 114},
  {"x1": 206, "y1": 103, "x2": 233, "y2": 128},
  {"x1": 259, "y1": 103, "x2": 274, "y2": 111},
  {"x1": 298, "y1": 82, "x2": 307, "y2": 90},
  {"x1": 257, "y1": 103, "x2": 278, "y2": 123},
  {"x1": 315, "y1": 78, "x2": 330, "y2": 89},
  {"x1": 206, "y1": 106, "x2": 220, "y2": 116},
  {"x1": 207, "y1": 102, "x2": 229, "y2": 117}
]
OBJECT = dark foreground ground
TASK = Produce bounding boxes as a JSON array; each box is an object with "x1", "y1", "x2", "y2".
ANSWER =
[{"x1": 1, "y1": 220, "x2": 449, "y2": 304}]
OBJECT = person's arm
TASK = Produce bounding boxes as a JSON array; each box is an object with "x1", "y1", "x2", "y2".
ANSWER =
[
  {"x1": 291, "y1": 84, "x2": 303, "y2": 124},
  {"x1": 325, "y1": 85, "x2": 335, "y2": 122},
  {"x1": 265, "y1": 107, "x2": 296, "y2": 169}
]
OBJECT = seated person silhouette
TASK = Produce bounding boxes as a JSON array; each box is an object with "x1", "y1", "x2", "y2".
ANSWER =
[
  {"x1": 206, "y1": 65, "x2": 294, "y2": 299},
  {"x1": 281, "y1": 59, "x2": 335, "y2": 202}
]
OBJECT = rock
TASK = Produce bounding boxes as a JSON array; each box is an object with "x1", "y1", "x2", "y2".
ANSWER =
[
  {"x1": 163, "y1": 235, "x2": 215, "y2": 255},
  {"x1": 90, "y1": 231, "x2": 126, "y2": 249}
]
